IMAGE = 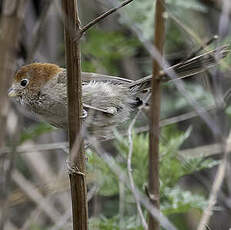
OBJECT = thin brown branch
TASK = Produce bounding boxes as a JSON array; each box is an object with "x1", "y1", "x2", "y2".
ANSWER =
[
  {"x1": 76, "y1": 0, "x2": 135, "y2": 40},
  {"x1": 62, "y1": 0, "x2": 88, "y2": 229},
  {"x1": 148, "y1": 0, "x2": 165, "y2": 230}
]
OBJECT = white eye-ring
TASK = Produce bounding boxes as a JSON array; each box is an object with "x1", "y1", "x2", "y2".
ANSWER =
[{"x1": 20, "y1": 79, "x2": 29, "y2": 87}]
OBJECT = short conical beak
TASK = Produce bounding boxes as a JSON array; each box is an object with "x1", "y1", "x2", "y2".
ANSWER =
[{"x1": 8, "y1": 88, "x2": 17, "y2": 97}]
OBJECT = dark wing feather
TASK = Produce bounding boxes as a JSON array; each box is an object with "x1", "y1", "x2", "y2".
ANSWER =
[{"x1": 129, "y1": 45, "x2": 230, "y2": 92}]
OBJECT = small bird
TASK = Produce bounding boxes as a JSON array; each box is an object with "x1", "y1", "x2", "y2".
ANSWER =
[{"x1": 8, "y1": 46, "x2": 229, "y2": 140}]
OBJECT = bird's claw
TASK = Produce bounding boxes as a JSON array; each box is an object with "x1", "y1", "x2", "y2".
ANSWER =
[
  {"x1": 66, "y1": 159, "x2": 85, "y2": 176},
  {"x1": 80, "y1": 109, "x2": 88, "y2": 119}
]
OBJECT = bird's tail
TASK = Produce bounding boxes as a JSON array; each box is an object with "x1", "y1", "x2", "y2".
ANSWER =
[{"x1": 130, "y1": 45, "x2": 230, "y2": 92}]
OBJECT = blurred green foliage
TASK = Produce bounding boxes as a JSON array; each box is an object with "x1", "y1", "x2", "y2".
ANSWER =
[
  {"x1": 118, "y1": 0, "x2": 206, "y2": 41},
  {"x1": 87, "y1": 125, "x2": 219, "y2": 228},
  {"x1": 82, "y1": 29, "x2": 140, "y2": 75},
  {"x1": 90, "y1": 216, "x2": 144, "y2": 230}
]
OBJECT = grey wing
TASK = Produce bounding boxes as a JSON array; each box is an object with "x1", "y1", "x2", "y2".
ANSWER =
[
  {"x1": 42, "y1": 71, "x2": 116, "y2": 116},
  {"x1": 82, "y1": 73, "x2": 134, "y2": 116}
]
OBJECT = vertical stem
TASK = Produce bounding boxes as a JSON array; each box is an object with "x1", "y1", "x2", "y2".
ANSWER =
[
  {"x1": 148, "y1": 1, "x2": 165, "y2": 230},
  {"x1": 0, "y1": 0, "x2": 26, "y2": 229},
  {"x1": 62, "y1": 0, "x2": 88, "y2": 229}
]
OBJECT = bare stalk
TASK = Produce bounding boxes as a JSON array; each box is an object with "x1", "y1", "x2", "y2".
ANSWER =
[
  {"x1": 148, "y1": 0, "x2": 165, "y2": 230},
  {"x1": 62, "y1": 0, "x2": 88, "y2": 229},
  {"x1": 0, "y1": 0, "x2": 27, "y2": 229}
]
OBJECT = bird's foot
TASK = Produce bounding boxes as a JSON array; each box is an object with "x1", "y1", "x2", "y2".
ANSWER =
[
  {"x1": 80, "y1": 109, "x2": 88, "y2": 119},
  {"x1": 66, "y1": 159, "x2": 85, "y2": 176}
]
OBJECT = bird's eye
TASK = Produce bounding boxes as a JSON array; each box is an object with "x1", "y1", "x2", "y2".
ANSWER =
[{"x1": 20, "y1": 79, "x2": 29, "y2": 87}]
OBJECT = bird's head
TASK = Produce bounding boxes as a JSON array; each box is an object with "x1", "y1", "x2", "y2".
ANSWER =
[{"x1": 8, "y1": 63, "x2": 62, "y2": 100}]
